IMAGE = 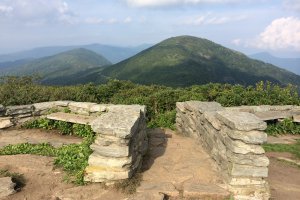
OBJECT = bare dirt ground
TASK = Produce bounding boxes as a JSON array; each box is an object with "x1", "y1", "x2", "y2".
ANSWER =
[
  {"x1": 0, "y1": 155, "x2": 126, "y2": 200},
  {"x1": 266, "y1": 153, "x2": 300, "y2": 200},
  {"x1": 0, "y1": 128, "x2": 82, "y2": 148},
  {"x1": 1, "y1": 128, "x2": 300, "y2": 200}
]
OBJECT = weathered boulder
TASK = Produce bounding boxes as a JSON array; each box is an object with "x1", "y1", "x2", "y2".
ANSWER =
[
  {"x1": 5, "y1": 105, "x2": 33, "y2": 116},
  {"x1": 68, "y1": 102, "x2": 97, "y2": 115},
  {"x1": 217, "y1": 111, "x2": 267, "y2": 131},
  {"x1": 230, "y1": 164, "x2": 268, "y2": 177},
  {"x1": 0, "y1": 177, "x2": 16, "y2": 198},
  {"x1": 0, "y1": 117, "x2": 13, "y2": 129},
  {"x1": 222, "y1": 126, "x2": 267, "y2": 144}
]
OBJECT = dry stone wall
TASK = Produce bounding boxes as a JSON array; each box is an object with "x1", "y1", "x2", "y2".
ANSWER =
[
  {"x1": 176, "y1": 101, "x2": 271, "y2": 200},
  {"x1": 0, "y1": 101, "x2": 148, "y2": 184}
]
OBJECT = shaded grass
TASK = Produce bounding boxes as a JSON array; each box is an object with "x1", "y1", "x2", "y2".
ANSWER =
[{"x1": 263, "y1": 140, "x2": 300, "y2": 159}]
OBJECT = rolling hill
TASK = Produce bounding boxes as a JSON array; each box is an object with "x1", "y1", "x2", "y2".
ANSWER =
[
  {"x1": 103, "y1": 36, "x2": 300, "y2": 87},
  {"x1": 250, "y1": 52, "x2": 300, "y2": 75},
  {"x1": 0, "y1": 48, "x2": 111, "y2": 85},
  {"x1": 0, "y1": 44, "x2": 150, "y2": 64}
]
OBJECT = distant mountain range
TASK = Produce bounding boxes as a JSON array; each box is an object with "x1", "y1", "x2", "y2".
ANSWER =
[
  {"x1": 0, "y1": 48, "x2": 111, "y2": 85},
  {"x1": 0, "y1": 44, "x2": 151, "y2": 64},
  {"x1": 103, "y1": 36, "x2": 300, "y2": 87},
  {"x1": 250, "y1": 52, "x2": 300, "y2": 75},
  {"x1": 1, "y1": 36, "x2": 300, "y2": 87}
]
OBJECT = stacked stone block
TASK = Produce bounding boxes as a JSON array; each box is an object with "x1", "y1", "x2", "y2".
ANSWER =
[
  {"x1": 0, "y1": 102, "x2": 148, "y2": 184},
  {"x1": 85, "y1": 105, "x2": 148, "y2": 183},
  {"x1": 176, "y1": 101, "x2": 270, "y2": 200}
]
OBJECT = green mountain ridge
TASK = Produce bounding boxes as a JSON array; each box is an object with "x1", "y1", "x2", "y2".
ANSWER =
[
  {"x1": 0, "y1": 48, "x2": 111, "y2": 85},
  {"x1": 103, "y1": 36, "x2": 300, "y2": 87}
]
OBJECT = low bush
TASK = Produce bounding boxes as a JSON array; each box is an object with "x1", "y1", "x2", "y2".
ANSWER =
[{"x1": 265, "y1": 119, "x2": 300, "y2": 136}]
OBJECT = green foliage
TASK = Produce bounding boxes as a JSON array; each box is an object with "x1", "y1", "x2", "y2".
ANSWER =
[
  {"x1": 0, "y1": 49, "x2": 111, "y2": 85},
  {"x1": 148, "y1": 109, "x2": 176, "y2": 130},
  {"x1": 0, "y1": 124, "x2": 95, "y2": 185},
  {"x1": 2, "y1": 77, "x2": 300, "y2": 129},
  {"x1": 102, "y1": 36, "x2": 300, "y2": 87},
  {"x1": 263, "y1": 140, "x2": 300, "y2": 159},
  {"x1": 265, "y1": 118, "x2": 300, "y2": 136},
  {"x1": 23, "y1": 118, "x2": 94, "y2": 138}
]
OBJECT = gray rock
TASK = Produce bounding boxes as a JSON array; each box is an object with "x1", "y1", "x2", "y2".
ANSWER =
[
  {"x1": 33, "y1": 102, "x2": 55, "y2": 112},
  {"x1": 46, "y1": 112, "x2": 96, "y2": 125},
  {"x1": 84, "y1": 166, "x2": 131, "y2": 182},
  {"x1": 88, "y1": 152, "x2": 132, "y2": 168},
  {"x1": 137, "y1": 182, "x2": 179, "y2": 197},
  {"x1": 176, "y1": 102, "x2": 186, "y2": 113},
  {"x1": 228, "y1": 177, "x2": 266, "y2": 186},
  {"x1": 91, "y1": 108, "x2": 142, "y2": 138},
  {"x1": 53, "y1": 101, "x2": 72, "y2": 107},
  {"x1": 203, "y1": 111, "x2": 223, "y2": 130},
  {"x1": 216, "y1": 111, "x2": 267, "y2": 131},
  {"x1": 185, "y1": 101, "x2": 224, "y2": 113},
  {"x1": 128, "y1": 192, "x2": 165, "y2": 200},
  {"x1": 227, "y1": 151, "x2": 269, "y2": 167},
  {"x1": 0, "y1": 117, "x2": 13, "y2": 129},
  {"x1": 183, "y1": 181, "x2": 230, "y2": 199},
  {"x1": 0, "y1": 177, "x2": 16, "y2": 198},
  {"x1": 222, "y1": 126, "x2": 267, "y2": 144},
  {"x1": 68, "y1": 102, "x2": 97, "y2": 115},
  {"x1": 91, "y1": 143, "x2": 129, "y2": 158},
  {"x1": 254, "y1": 111, "x2": 292, "y2": 121},
  {"x1": 225, "y1": 137, "x2": 265, "y2": 155},
  {"x1": 230, "y1": 163, "x2": 268, "y2": 177},
  {"x1": 89, "y1": 104, "x2": 109, "y2": 113},
  {"x1": 6, "y1": 105, "x2": 33, "y2": 116}
]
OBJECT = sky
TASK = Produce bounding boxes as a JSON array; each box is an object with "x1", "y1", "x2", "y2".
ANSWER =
[{"x1": 0, "y1": 0, "x2": 299, "y2": 57}]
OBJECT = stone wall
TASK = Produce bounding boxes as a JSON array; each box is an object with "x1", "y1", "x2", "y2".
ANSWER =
[
  {"x1": 0, "y1": 101, "x2": 148, "y2": 184},
  {"x1": 176, "y1": 101, "x2": 272, "y2": 200}
]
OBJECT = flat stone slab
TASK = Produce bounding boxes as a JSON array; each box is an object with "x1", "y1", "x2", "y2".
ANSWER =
[
  {"x1": 217, "y1": 111, "x2": 267, "y2": 131},
  {"x1": 46, "y1": 112, "x2": 96, "y2": 125},
  {"x1": 91, "y1": 107, "x2": 142, "y2": 138},
  {"x1": 255, "y1": 111, "x2": 293, "y2": 121},
  {"x1": 184, "y1": 101, "x2": 224, "y2": 113},
  {"x1": 0, "y1": 177, "x2": 16, "y2": 198},
  {"x1": 183, "y1": 181, "x2": 230, "y2": 199},
  {"x1": 293, "y1": 115, "x2": 300, "y2": 123},
  {"x1": 0, "y1": 117, "x2": 13, "y2": 129},
  {"x1": 267, "y1": 135, "x2": 300, "y2": 144},
  {"x1": 129, "y1": 192, "x2": 165, "y2": 200},
  {"x1": 137, "y1": 182, "x2": 179, "y2": 197}
]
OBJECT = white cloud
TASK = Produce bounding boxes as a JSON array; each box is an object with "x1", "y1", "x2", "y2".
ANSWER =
[
  {"x1": 0, "y1": 5, "x2": 13, "y2": 15},
  {"x1": 85, "y1": 17, "x2": 132, "y2": 25},
  {"x1": 253, "y1": 17, "x2": 300, "y2": 50},
  {"x1": 0, "y1": 0, "x2": 75, "y2": 25},
  {"x1": 126, "y1": 0, "x2": 253, "y2": 7},
  {"x1": 232, "y1": 38, "x2": 241, "y2": 46},
  {"x1": 183, "y1": 14, "x2": 246, "y2": 25},
  {"x1": 284, "y1": 0, "x2": 300, "y2": 12}
]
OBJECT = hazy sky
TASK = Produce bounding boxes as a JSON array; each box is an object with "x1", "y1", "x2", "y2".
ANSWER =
[{"x1": 0, "y1": 0, "x2": 299, "y2": 57}]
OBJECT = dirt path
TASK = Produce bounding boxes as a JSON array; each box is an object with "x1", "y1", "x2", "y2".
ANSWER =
[
  {"x1": 266, "y1": 155, "x2": 300, "y2": 200},
  {"x1": 0, "y1": 155, "x2": 126, "y2": 200},
  {"x1": 0, "y1": 128, "x2": 82, "y2": 148},
  {"x1": 133, "y1": 128, "x2": 229, "y2": 199}
]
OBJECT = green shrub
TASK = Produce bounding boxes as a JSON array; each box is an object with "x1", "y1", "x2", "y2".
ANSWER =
[
  {"x1": 265, "y1": 118, "x2": 300, "y2": 136},
  {"x1": 148, "y1": 110, "x2": 176, "y2": 130}
]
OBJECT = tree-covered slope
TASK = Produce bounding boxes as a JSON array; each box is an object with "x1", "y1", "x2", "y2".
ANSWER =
[
  {"x1": 103, "y1": 36, "x2": 300, "y2": 87},
  {"x1": 0, "y1": 48, "x2": 111, "y2": 85}
]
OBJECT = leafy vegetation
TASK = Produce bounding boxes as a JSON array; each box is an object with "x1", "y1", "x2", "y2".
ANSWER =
[
  {"x1": 102, "y1": 36, "x2": 300, "y2": 87},
  {"x1": 263, "y1": 140, "x2": 300, "y2": 159},
  {"x1": 0, "y1": 120, "x2": 95, "y2": 185},
  {"x1": 265, "y1": 118, "x2": 300, "y2": 136},
  {"x1": 1, "y1": 77, "x2": 300, "y2": 129}
]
